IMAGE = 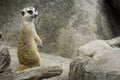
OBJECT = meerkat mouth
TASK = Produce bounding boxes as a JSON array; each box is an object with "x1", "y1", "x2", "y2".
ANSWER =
[{"x1": 31, "y1": 14, "x2": 38, "y2": 18}]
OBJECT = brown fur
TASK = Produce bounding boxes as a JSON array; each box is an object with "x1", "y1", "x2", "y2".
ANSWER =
[{"x1": 16, "y1": 18, "x2": 41, "y2": 71}]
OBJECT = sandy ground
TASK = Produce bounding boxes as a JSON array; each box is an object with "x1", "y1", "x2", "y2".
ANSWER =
[{"x1": 9, "y1": 47, "x2": 72, "y2": 80}]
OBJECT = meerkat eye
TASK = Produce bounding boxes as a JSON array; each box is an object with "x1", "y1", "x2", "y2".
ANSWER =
[{"x1": 27, "y1": 10, "x2": 33, "y2": 14}]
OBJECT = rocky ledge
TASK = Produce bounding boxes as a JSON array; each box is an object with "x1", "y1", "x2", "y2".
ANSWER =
[{"x1": 69, "y1": 37, "x2": 120, "y2": 80}]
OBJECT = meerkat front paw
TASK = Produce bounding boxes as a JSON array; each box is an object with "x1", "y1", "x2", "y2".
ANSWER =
[
  {"x1": 39, "y1": 39, "x2": 43, "y2": 48},
  {"x1": 38, "y1": 43, "x2": 43, "y2": 48},
  {"x1": 40, "y1": 44, "x2": 43, "y2": 48}
]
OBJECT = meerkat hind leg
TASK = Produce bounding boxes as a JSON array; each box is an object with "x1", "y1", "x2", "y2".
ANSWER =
[{"x1": 16, "y1": 64, "x2": 29, "y2": 71}]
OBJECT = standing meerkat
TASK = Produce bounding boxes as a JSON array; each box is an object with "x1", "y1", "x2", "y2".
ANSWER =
[{"x1": 17, "y1": 7, "x2": 43, "y2": 71}]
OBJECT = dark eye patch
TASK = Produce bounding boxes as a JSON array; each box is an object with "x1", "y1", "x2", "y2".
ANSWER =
[
  {"x1": 27, "y1": 10, "x2": 33, "y2": 14},
  {"x1": 21, "y1": 11, "x2": 25, "y2": 16}
]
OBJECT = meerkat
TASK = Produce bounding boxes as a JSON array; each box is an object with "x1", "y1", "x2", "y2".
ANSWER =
[{"x1": 16, "y1": 7, "x2": 43, "y2": 71}]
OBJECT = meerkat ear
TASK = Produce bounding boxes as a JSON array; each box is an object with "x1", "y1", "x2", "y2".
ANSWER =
[{"x1": 21, "y1": 11, "x2": 25, "y2": 16}]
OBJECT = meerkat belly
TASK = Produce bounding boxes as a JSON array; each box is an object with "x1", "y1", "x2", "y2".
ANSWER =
[{"x1": 17, "y1": 34, "x2": 40, "y2": 66}]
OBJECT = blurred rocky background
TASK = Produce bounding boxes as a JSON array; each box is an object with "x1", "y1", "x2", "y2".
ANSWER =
[
  {"x1": 0, "y1": 0, "x2": 116, "y2": 58},
  {"x1": 1, "y1": 0, "x2": 120, "y2": 80}
]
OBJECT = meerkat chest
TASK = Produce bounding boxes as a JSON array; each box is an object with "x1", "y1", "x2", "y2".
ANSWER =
[{"x1": 23, "y1": 21, "x2": 36, "y2": 33}]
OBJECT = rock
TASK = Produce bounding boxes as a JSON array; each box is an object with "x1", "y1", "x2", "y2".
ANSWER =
[
  {"x1": 0, "y1": 39, "x2": 14, "y2": 80},
  {"x1": 69, "y1": 50, "x2": 120, "y2": 80},
  {"x1": 105, "y1": 37, "x2": 120, "y2": 47},
  {"x1": 77, "y1": 40, "x2": 112, "y2": 57},
  {"x1": 69, "y1": 56, "x2": 91, "y2": 80},
  {"x1": 15, "y1": 66, "x2": 63, "y2": 80},
  {"x1": 0, "y1": 0, "x2": 115, "y2": 58},
  {"x1": 54, "y1": 0, "x2": 114, "y2": 58},
  {"x1": 0, "y1": 69, "x2": 14, "y2": 80}
]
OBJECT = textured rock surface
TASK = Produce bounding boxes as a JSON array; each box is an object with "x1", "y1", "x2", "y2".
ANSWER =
[
  {"x1": 77, "y1": 40, "x2": 112, "y2": 57},
  {"x1": 0, "y1": 37, "x2": 14, "y2": 80},
  {"x1": 9, "y1": 47, "x2": 72, "y2": 80},
  {"x1": 15, "y1": 66, "x2": 63, "y2": 80},
  {"x1": 69, "y1": 56, "x2": 91, "y2": 80},
  {"x1": 69, "y1": 50, "x2": 120, "y2": 80},
  {"x1": 0, "y1": 0, "x2": 115, "y2": 58},
  {"x1": 105, "y1": 37, "x2": 120, "y2": 47}
]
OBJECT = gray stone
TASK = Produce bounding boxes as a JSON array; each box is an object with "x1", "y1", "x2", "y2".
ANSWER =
[
  {"x1": 56, "y1": 0, "x2": 114, "y2": 58},
  {"x1": 105, "y1": 37, "x2": 120, "y2": 47},
  {"x1": 0, "y1": 39, "x2": 14, "y2": 80},
  {"x1": 0, "y1": 0, "x2": 115, "y2": 58},
  {"x1": 69, "y1": 50, "x2": 120, "y2": 80},
  {"x1": 0, "y1": 69, "x2": 14, "y2": 80},
  {"x1": 69, "y1": 56, "x2": 91, "y2": 80},
  {"x1": 15, "y1": 66, "x2": 63, "y2": 80},
  {"x1": 77, "y1": 40, "x2": 112, "y2": 57}
]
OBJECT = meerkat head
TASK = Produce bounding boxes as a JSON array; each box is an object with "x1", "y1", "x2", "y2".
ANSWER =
[{"x1": 21, "y1": 7, "x2": 38, "y2": 21}]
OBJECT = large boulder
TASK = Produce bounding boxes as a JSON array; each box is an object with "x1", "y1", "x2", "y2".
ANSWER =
[
  {"x1": 69, "y1": 49, "x2": 120, "y2": 80},
  {"x1": 0, "y1": 33, "x2": 14, "y2": 80},
  {"x1": 0, "y1": 0, "x2": 114, "y2": 58},
  {"x1": 15, "y1": 66, "x2": 63, "y2": 80},
  {"x1": 105, "y1": 37, "x2": 120, "y2": 47},
  {"x1": 77, "y1": 40, "x2": 112, "y2": 57}
]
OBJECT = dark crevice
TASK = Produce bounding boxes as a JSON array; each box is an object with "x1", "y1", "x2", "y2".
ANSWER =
[{"x1": 105, "y1": 0, "x2": 120, "y2": 36}]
